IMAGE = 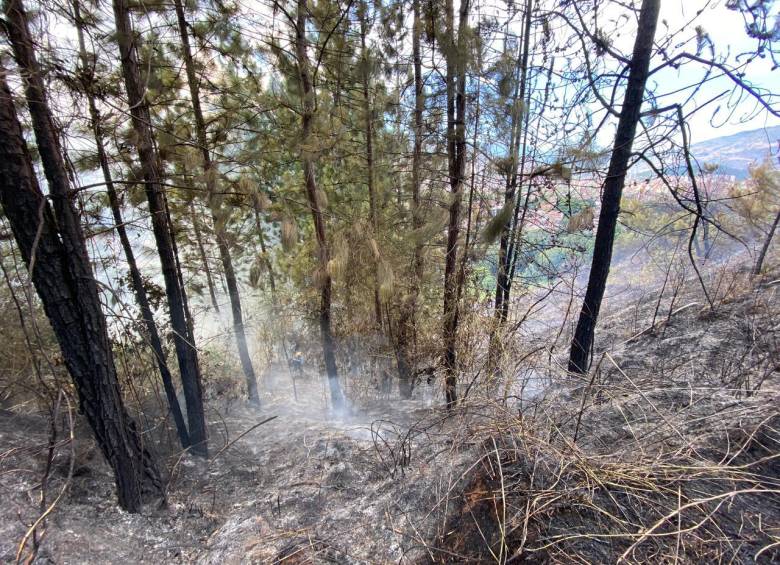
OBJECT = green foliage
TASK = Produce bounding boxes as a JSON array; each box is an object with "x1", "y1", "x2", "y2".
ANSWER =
[{"x1": 729, "y1": 160, "x2": 780, "y2": 229}]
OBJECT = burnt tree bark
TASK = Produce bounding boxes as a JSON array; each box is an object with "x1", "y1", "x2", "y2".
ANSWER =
[
  {"x1": 173, "y1": 0, "x2": 259, "y2": 404},
  {"x1": 0, "y1": 28, "x2": 161, "y2": 511},
  {"x1": 294, "y1": 0, "x2": 345, "y2": 410},
  {"x1": 568, "y1": 0, "x2": 661, "y2": 373},
  {"x1": 112, "y1": 0, "x2": 208, "y2": 455},
  {"x1": 442, "y1": 0, "x2": 469, "y2": 408},
  {"x1": 753, "y1": 208, "x2": 780, "y2": 275},
  {"x1": 72, "y1": 0, "x2": 190, "y2": 449}
]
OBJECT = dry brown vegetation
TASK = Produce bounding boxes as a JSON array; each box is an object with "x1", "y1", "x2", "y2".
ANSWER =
[{"x1": 0, "y1": 253, "x2": 778, "y2": 563}]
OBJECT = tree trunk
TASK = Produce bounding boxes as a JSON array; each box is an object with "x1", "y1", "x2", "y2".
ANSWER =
[
  {"x1": 568, "y1": 0, "x2": 661, "y2": 373},
  {"x1": 753, "y1": 208, "x2": 780, "y2": 275},
  {"x1": 172, "y1": 0, "x2": 259, "y2": 404},
  {"x1": 112, "y1": 0, "x2": 208, "y2": 455},
  {"x1": 189, "y1": 201, "x2": 221, "y2": 312},
  {"x1": 216, "y1": 228, "x2": 259, "y2": 403},
  {"x1": 442, "y1": 0, "x2": 469, "y2": 408},
  {"x1": 359, "y1": 1, "x2": 383, "y2": 331},
  {"x1": 294, "y1": 0, "x2": 344, "y2": 410},
  {"x1": 494, "y1": 0, "x2": 532, "y2": 321},
  {"x1": 71, "y1": 0, "x2": 190, "y2": 450},
  {"x1": 394, "y1": 0, "x2": 426, "y2": 399},
  {"x1": 253, "y1": 201, "x2": 277, "y2": 293},
  {"x1": 454, "y1": 50, "x2": 482, "y2": 316},
  {"x1": 487, "y1": 0, "x2": 532, "y2": 375},
  {"x1": 0, "y1": 43, "x2": 161, "y2": 512}
]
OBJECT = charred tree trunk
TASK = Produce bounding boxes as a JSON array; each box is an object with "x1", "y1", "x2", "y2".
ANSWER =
[
  {"x1": 112, "y1": 0, "x2": 208, "y2": 455},
  {"x1": 72, "y1": 0, "x2": 190, "y2": 450},
  {"x1": 455, "y1": 54, "x2": 482, "y2": 315},
  {"x1": 394, "y1": 0, "x2": 426, "y2": 399},
  {"x1": 568, "y1": 0, "x2": 660, "y2": 373},
  {"x1": 167, "y1": 194, "x2": 202, "y2": 347},
  {"x1": 753, "y1": 208, "x2": 780, "y2": 275},
  {"x1": 215, "y1": 226, "x2": 259, "y2": 403},
  {"x1": 294, "y1": 0, "x2": 344, "y2": 410},
  {"x1": 0, "y1": 25, "x2": 161, "y2": 511},
  {"x1": 173, "y1": 0, "x2": 259, "y2": 404},
  {"x1": 442, "y1": 0, "x2": 469, "y2": 408}
]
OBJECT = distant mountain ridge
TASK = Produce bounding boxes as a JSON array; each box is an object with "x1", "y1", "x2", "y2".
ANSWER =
[{"x1": 631, "y1": 125, "x2": 780, "y2": 180}]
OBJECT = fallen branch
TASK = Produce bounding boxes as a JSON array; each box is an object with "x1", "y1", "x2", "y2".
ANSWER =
[{"x1": 211, "y1": 416, "x2": 278, "y2": 463}]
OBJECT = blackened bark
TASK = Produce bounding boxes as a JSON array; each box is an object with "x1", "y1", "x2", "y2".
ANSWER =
[
  {"x1": 172, "y1": 0, "x2": 259, "y2": 404},
  {"x1": 72, "y1": 0, "x2": 190, "y2": 450},
  {"x1": 166, "y1": 193, "x2": 201, "y2": 347},
  {"x1": 568, "y1": 0, "x2": 660, "y2": 373},
  {"x1": 753, "y1": 208, "x2": 780, "y2": 275},
  {"x1": 111, "y1": 0, "x2": 208, "y2": 455},
  {"x1": 454, "y1": 61, "x2": 481, "y2": 316},
  {"x1": 217, "y1": 231, "x2": 259, "y2": 403},
  {"x1": 442, "y1": 0, "x2": 469, "y2": 408},
  {"x1": 294, "y1": 0, "x2": 344, "y2": 409},
  {"x1": 0, "y1": 57, "x2": 160, "y2": 512}
]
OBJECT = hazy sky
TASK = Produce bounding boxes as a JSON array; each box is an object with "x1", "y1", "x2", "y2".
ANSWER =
[{"x1": 650, "y1": 0, "x2": 778, "y2": 143}]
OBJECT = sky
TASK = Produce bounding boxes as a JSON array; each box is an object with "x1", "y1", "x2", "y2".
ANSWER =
[{"x1": 642, "y1": 0, "x2": 778, "y2": 143}]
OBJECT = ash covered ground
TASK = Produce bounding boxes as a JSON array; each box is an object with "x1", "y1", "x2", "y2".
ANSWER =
[
  {"x1": 1, "y1": 261, "x2": 779, "y2": 564},
  {"x1": 0, "y1": 370, "x2": 481, "y2": 564}
]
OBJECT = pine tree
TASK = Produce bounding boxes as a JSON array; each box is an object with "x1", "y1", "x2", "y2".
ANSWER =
[
  {"x1": 488, "y1": 0, "x2": 533, "y2": 375},
  {"x1": 71, "y1": 0, "x2": 190, "y2": 450},
  {"x1": 292, "y1": 0, "x2": 345, "y2": 410},
  {"x1": 359, "y1": 0, "x2": 384, "y2": 332},
  {"x1": 441, "y1": 0, "x2": 470, "y2": 408},
  {"x1": 394, "y1": 0, "x2": 426, "y2": 399},
  {"x1": 111, "y1": 0, "x2": 208, "y2": 455},
  {"x1": 0, "y1": 0, "x2": 162, "y2": 509},
  {"x1": 568, "y1": 0, "x2": 661, "y2": 374},
  {"x1": 172, "y1": 0, "x2": 260, "y2": 404}
]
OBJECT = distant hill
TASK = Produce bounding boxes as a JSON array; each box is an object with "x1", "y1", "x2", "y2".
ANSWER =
[{"x1": 631, "y1": 125, "x2": 780, "y2": 180}]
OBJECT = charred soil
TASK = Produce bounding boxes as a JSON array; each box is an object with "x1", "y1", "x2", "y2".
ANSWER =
[{"x1": 1, "y1": 266, "x2": 778, "y2": 564}]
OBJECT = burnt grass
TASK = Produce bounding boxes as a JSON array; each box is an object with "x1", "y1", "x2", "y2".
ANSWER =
[
  {"x1": 1, "y1": 265, "x2": 779, "y2": 564},
  {"x1": 429, "y1": 266, "x2": 779, "y2": 563}
]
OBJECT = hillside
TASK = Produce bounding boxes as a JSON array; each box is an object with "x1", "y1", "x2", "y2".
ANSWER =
[
  {"x1": 2, "y1": 0, "x2": 780, "y2": 563},
  {"x1": 692, "y1": 126, "x2": 780, "y2": 177},
  {"x1": 1, "y1": 258, "x2": 778, "y2": 563},
  {"x1": 631, "y1": 125, "x2": 780, "y2": 179}
]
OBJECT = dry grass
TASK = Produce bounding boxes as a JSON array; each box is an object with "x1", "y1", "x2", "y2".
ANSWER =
[{"x1": 425, "y1": 264, "x2": 780, "y2": 564}]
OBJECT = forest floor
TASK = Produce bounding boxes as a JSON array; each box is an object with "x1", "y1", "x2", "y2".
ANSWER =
[
  {"x1": 0, "y1": 258, "x2": 779, "y2": 564},
  {"x1": 0, "y1": 368, "x2": 477, "y2": 563}
]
